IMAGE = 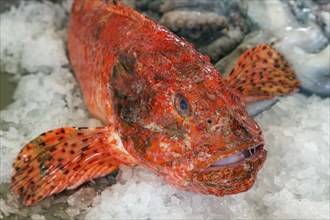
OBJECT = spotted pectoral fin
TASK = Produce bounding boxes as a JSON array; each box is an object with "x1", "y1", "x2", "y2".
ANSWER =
[
  {"x1": 11, "y1": 127, "x2": 137, "y2": 206},
  {"x1": 226, "y1": 44, "x2": 300, "y2": 104}
]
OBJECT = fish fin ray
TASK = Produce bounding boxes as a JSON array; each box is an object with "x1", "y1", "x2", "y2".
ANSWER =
[
  {"x1": 226, "y1": 44, "x2": 300, "y2": 104},
  {"x1": 11, "y1": 126, "x2": 136, "y2": 206}
]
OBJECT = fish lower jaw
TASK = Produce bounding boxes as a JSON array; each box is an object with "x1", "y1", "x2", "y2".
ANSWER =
[{"x1": 202, "y1": 144, "x2": 264, "y2": 172}]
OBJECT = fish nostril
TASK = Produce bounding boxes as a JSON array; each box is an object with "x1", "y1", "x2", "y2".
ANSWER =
[
  {"x1": 206, "y1": 118, "x2": 213, "y2": 124},
  {"x1": 207, "y1": 118, "x2": 227, "y2": 132}
]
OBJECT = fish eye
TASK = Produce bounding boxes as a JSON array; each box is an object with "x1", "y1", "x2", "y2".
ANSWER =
[{"x1": 174, "y1": 94, "x2": 190, "y2": 117}]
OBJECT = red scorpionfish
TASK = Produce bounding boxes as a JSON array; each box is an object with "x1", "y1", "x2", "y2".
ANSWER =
[{"x1": 11, "y1": 0, "x2": 300, "y2": 206}]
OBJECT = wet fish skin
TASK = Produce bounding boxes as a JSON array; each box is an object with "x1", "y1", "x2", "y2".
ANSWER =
[{"x1": 11, "y1": 0, "x2": 299, "y2": 206}]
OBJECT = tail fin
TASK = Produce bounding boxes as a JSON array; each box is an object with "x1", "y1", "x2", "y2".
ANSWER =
[
  {"x1": 11, "y1": 127, "x2": 137, "y2": 206},
  {"x1": 226, "y1": 44, "x2": 300, "y2": 104}
]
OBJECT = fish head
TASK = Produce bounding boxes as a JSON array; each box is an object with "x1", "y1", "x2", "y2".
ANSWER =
[{"x1": 111, "y1": 52, "x2": 266, "y2": 196}]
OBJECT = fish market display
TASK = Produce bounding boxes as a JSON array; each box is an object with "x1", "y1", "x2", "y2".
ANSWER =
[
  {"x1": 0, "y1": 0, "x2": 329, "y2": 219},
  {"x1": 11, "y1": 0, "x2": 299, "y2": 206}
]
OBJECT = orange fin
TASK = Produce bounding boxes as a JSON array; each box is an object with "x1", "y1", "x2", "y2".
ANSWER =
[
  {"x1": 11, "y1": 127, "x2": 137, "y2": 206},
  {"x1": 226, "y1": 44, "x2": 300, "y2": 104}
]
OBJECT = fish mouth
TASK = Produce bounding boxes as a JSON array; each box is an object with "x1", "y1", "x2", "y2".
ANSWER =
[{"x1": 201, "y1": 144, "x2": 264, "y2": 172}]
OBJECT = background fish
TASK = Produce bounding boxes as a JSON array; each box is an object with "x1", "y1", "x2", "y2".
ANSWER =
[{"x1": 11, "y1": 0, "x2": 299, "y2": 206}]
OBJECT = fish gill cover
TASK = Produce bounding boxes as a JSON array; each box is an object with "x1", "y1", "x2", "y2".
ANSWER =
[{"x1": 0, "y1": 0, "x2": 329, "y2": 219}]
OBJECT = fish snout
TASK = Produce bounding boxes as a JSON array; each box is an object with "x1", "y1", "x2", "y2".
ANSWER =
[
  {"x1": 204, "y1": 115, "x2": 255, "y2": 140},
  {"x1": 231, "y1": 120, "x2": 253, "y2": 141}
]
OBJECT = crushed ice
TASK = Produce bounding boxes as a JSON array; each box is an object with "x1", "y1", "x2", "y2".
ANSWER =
[{"x1": 0, "y1": 0, "x2": 329, "y2": 219}]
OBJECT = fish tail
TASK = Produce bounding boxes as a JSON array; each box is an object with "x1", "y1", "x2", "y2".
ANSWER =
[
  {"x1": 11, "y1": 127, "x2": 136, "y2": 206},
  {"x1": 226, "y1": 44, "x2": 300, "y2": 104}
]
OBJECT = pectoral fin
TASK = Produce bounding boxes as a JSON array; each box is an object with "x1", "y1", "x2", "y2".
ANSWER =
[
  {"x1": 11, "y1": 126, "x2": 137, "y2": 206},
  {"x1": 226, "y1": 44, "x2": 300, "y2": 104}
]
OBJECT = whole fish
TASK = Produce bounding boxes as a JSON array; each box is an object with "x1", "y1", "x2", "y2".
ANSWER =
[{"x1": 11, "y1": 0, "x2": 299, "y2": 206}]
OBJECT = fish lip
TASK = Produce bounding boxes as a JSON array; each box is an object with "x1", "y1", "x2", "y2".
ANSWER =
[{"x1": 199, "y1": 143, "x2": 265, "y2": 172}]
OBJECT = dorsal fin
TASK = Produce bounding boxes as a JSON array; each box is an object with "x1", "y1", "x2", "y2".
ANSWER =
[{"x1": 226, "y1": 44, "x2": 300, "y2": 104}]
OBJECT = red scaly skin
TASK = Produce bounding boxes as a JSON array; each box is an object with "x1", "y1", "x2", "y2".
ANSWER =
[{"x1": 68, "y1": 0, "x2": 266, "y2": 196}]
